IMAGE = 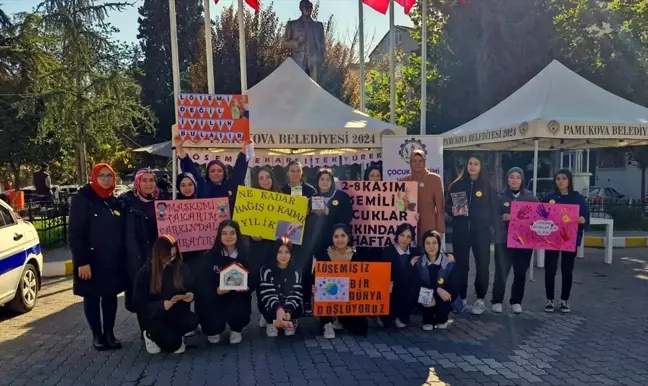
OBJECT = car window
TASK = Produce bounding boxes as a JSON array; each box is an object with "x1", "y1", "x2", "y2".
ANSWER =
[
  {"x1": 0, "y1": 205, "x2": 16, "y2": 228},
  {"x1": 607, "y1": 188, "x2": 621, "y2": 198},
  {"x1": 590, "y1": 188, "x2": 601, "y2": 196}
]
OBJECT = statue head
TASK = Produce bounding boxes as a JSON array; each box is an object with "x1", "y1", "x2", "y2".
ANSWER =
[{"x1": 299, "y1": 0, "x2": 313, "y2": 17}]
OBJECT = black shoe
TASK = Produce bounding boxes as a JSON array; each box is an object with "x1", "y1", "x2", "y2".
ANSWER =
[
  {"x1": 92, "y1": 333, "x2": 109, "y2": 351},
  {"x1": 104, "y1": 331, "x2": 123, "y2": 350}
]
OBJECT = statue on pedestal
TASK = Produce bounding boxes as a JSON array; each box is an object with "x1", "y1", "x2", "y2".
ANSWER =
[{"x1": 283, "y1": 0, "x2": 325, "y2": 83}]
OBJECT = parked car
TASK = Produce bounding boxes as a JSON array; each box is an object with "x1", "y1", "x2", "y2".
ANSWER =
[
  {"x1": 589, "y1": 187, "x2": 625, "y2": 203},
  {"x1": 0, "y1": 199, "x2": 43, "y2": 313},
  {"x1": 526, "y1": 178, "x2": 555, "y2": 198}
]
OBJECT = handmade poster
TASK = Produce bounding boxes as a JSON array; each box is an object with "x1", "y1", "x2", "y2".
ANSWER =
[
  {"x1": 339, "y1": 181, "x2": 418, "y2": 247},
  {"x1": 219, "y1": 263, "x2": 249, "y2": 291},
  {"x1": 507, "y1": 201, "x2": 580, "y2": 252},
  {"x1": 232, "y1": 187, "x2": 309, "y2": 245},
  {"x1": 418, "y1": 288, "x2": 434, "y2": 306},
  {"x1": 156, "y1": 198, "x2": 230, "y2": 252},
  {"x1": 175, "y1": 93, "x2": 250, "y2": 147},
  {"x1": 313, "y1": 262, "x2": 391, "y2": 316}
]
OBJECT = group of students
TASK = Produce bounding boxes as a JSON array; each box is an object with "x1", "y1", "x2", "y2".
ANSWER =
[{"x1": 68, "y1": 139, "x2": 590, "y2": 355}]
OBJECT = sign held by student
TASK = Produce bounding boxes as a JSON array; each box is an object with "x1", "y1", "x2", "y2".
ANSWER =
[
  {"x1": 314, "y1": 262, "x2": 391, "y2": 316},
  {"x1": 340, "y1": 181, "x2": 418, "y2": 247},
  {"x1": 156, "y1": 198, "x2": 230, "y2": 252},
  {"x1": 507, "y1": 201, "x2": 580, "y2": 252},
  {"x1": 232, "y1": 186, "x2": 309, "y2": 245}
]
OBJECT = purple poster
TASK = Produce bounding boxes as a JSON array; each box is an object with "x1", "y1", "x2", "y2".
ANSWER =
[{"x1": 507, "y1": 202, "x2": 580, "y2": 252}]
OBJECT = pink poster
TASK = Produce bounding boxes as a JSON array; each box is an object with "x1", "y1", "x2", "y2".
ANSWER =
[
  {"x1": 340, "y1": 181, "x2": 418, "y2": 247},
  {"x1": 507, "y1": 202, "x2": 580, "y2": 252},
  {"x1": 156, "y1": 198, "x2": 230, "y2": 252}
]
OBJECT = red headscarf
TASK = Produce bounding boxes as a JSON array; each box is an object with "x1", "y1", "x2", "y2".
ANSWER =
[{"x1": 90, "y1": 163, "x2": 116, "y2": 199}]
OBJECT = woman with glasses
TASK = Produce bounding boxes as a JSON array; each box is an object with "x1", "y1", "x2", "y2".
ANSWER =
[{"x1": 69, "y1": 163, "x2": 126, "y2": 351}]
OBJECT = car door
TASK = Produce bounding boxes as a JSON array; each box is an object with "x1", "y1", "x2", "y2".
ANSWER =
[{"x1": 0, "y1": 202, "x2": 27, "y2": 302}]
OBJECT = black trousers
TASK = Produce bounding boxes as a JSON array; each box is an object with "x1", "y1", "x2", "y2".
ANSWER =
[
  {"x1": 201, "y1": 291, "x2": 251, "y2": 336},
  {"x1": 320, "y1": 316, "x2": 368, "y2": 335},
  {"x1": 380, "y1": 286, "x2": 416, "y2": 327},
  {"x1": 83, "y1": 295, "x2": 117, "y2": 335},
  {"x1": 452, "y1": 229, "x2": 491, "y2": 299},
  {"x1": 419, "y1": 293, "x2": 452, "y2": 325},
  {"x1": 545, "y1": 250, "x2": 577, "y2": 301},
  {"x1": 144, "y1": 306, "x2": 198, "y2": 353},
  {"x1": 492, "y1": 244, "x2": 532, "y2": 305}
]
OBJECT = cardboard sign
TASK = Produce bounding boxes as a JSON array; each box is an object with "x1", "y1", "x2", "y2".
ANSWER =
[
  {"x1": 175, "y1": 94, "x2": 250, "y2": 147},
  {"x1": 232, "y1": 186, "x2": 309, "y2": 245},
  {"x1": 340, "y1": 181, "x2": 418, "y2": 247},
  {"x1": 156, "y1": 198, "x2": 230, "y2": 252},
  {"x1": 314, "y1": 262, "x2": 391, "y2": 316},
  {"x1": 507, "y1": 202, "x2": 580, "y2": 252}
]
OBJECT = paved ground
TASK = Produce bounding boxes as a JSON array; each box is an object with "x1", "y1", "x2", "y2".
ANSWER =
[{"x1": 2, "y1": 248, "x2": 647, "y2": 386}]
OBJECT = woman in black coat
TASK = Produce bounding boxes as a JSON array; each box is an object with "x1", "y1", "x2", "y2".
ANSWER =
[
  {"x1": 311, "y1": 168, "x2": 353, "y2": 253},
  {"x1": 122, "y1": 168, "x2": 160, "y2": 330},
  {"x1": 356, "y1": 165, "x2": 383, "y2": 262},
  {"x1": 68, "y1": 163, "x2": 125, "y2": 351}
]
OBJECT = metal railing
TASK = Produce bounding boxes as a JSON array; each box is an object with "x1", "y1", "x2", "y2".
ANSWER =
[{"x1": 18, "y1": 199, "x2": 69, "y2": 250}]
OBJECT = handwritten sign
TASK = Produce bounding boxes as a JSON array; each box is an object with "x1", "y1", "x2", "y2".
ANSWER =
[
  {"x1": 232, "y1": 187, "x2": 309, "y2": 245},
  {"x1": 175, "y1": 93, "x2": 250, "y2": 147},
  {"x1": 156, "y1": 198, "x2": 230, "y2": 252},
  {"x1": 314, "y1": 262, "x2": 391, "y2": 316},
  {"x1": 507, "y1": 202, "x2": 580, "y2": 252},
  {"x1": 340, "y1": 181, "x2": 418, "y2": 247}
]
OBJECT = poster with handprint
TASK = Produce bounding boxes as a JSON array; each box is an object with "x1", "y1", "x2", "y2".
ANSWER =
[{"x1": 507, "y1": 202, "x2": 580, "y2": 252}]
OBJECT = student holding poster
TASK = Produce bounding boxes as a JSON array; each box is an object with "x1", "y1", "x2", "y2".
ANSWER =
[
  {"x1": 312, "y1": 168, "x2": 353, "y2": 252},
  {"x1": 541, "y1": 169, "x2": 589, "y2": 313},
  {"x1": 445, "y1": 155, "x2": 499, "y2": 316},
  {"x1": 492, "y1": 167, "x2": 538, "y2": 315},
  {"x1": 313, "y1": 224, "x2": 371, "y2": 339}
]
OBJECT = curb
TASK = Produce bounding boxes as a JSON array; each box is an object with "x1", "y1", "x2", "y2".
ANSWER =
[
  {"x1": 43, "y1": 260, "x2": 73, "y2": 277},
  {"x1": 584, "y1": 236, "x2": 648, "y2": 248}
]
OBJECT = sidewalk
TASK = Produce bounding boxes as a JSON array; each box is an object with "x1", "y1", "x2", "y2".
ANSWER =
[
  {"x1": 583, "y1": 230, "x2": 648, "y2": 248},
  {"x1": 42, "y1": 247, "x2": 72, "y2": 277}
]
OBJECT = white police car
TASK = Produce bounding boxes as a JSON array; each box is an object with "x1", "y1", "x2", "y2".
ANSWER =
[{"x1": 0, "y1": 199, "x2": 42, "y2": 313}]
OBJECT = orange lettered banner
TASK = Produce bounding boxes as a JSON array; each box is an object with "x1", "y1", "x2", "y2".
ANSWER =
[{"x1": 313, "y1": 261, "x2": 391, "y2": 316}]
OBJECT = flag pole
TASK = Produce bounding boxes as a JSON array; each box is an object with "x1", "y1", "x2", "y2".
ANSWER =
[
  {"x1": 358, "y1": 0, "x2": 366, "y2": 112},
  {"x1": 205, "y1": 0, "x2": 215, "y2": 93},
  {"x1": 238, "y1": 0, "x2": 248, "y2": 93},
  {"x1": 419, "y1": 0, "x2": 427, "y2": 135},
  {"x1": 169, "y1": 0, "x2": 181, "y2": 200},
  {"x1": 388, "y1": 0, "x2": 395, "y2": 125}
]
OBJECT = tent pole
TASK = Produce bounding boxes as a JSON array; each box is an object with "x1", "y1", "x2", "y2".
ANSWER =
[
  {"x1": 560, "y1": 151, "x2": 563, "y2": 169},
  {"x1": 530, "y1": 139, "x2": 539, "y2": 281},
  {"x1": 419, "y1": 0, "x2": 427, "y2": 135},
  {"x1": 358, "y1": 0, "x2": 366, "y2": 112},
  {"x1": 388, "y1": 0, "x2": 396, "y2": 125},
  {"x1": 169, "y1": 0, "x2": 181, "y2": 200},
  {"x1": 586, "y1": 149, "x2": 590, "y2": 173}
]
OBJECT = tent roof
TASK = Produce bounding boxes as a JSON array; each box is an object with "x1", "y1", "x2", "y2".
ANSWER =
[
  {"x1": 248, "y1": 58, "x2": 404, "y2": 134},
  {"x1": 443, "y1": 60, "x2": 648, "y2": 151}
]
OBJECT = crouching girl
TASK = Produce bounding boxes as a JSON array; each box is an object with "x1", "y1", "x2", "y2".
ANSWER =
[
  {"x1": 259, "y1": 238, "x2": 304, "y2": 337},
  {"x1": 133, "y1": 235, "x2": 198, "y2": 354}
]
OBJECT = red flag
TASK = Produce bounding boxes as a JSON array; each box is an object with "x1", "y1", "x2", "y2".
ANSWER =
[
  {"x1": 363, "y1": 0, "x2": 389, "y2": 14},
  {"x1": 395, "y1": 0, "x2": 416, "y2": 14},
  {"x1": 215, "y1": 0, "x2": 259, "y2": 12}
]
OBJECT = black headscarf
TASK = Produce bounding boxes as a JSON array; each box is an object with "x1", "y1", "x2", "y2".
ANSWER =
[{"x1": 176, "y1": 172, "x2": 198, "y2": 199}]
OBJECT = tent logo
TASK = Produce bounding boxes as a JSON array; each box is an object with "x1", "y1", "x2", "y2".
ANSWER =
[
  {"x1": 399, "y1": 138, "x2": 426, "y2": 164},
  {"x1": 547, "y1": 120, "x2": 560, "y2": 136},
  {"x1": 519, "y1": 121, "x2": 529, "y2": 136}
]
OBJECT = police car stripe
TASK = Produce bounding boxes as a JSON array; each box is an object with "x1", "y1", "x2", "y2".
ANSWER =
[{"x1": 0, "y1": 244, "x2": 41, "y2": 276}]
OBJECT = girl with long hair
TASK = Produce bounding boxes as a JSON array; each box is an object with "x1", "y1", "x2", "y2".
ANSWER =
[
  {"x1": 69, "y1": 163, "x2": 125, "y2": 350},
  {"x1": 445, "y1": 155, "x2": 499, "y2": 315},
  {"x1": 542, "y1": 169, "x2": 589, "y2": 313},
  {"x1": 132, "y1": 235, "x2": 197, "y2": 354},
  {"x1": 202, "y1": 220, "x2": 252, "y2": 344},
  {"x1": 259, "y1": 238, "x2": 304, "y2": 337}
]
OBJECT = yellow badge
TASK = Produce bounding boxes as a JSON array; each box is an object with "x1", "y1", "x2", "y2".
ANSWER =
[
  {"x1": 549, "y1": 199, "x2": 556, "y2": 204},
  {"x1": 113, "y1": 210, "x2": 120, "y2": 216},
  {"x1": 475, "y1": 191, "x2": 483, "y2": 198},
  {"x1": 438, "y1": 278, "x2": 444, "y2": 285},
  {"x1": 332, "y1": 200, "x2": 339, "y2": 206},
  {"x1": 504, "y1": 202, "x2": 510, "y2": 207}
]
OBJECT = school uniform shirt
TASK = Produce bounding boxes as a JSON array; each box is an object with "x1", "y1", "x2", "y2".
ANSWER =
[
  {"x1": 498, "y1": 188, "x2": 538, "y2": 244},
  {"x1": 382, "y1": 245, "x2": 421, "y2": 297},
  {"x1": 542, "y1": 192, "x2": 590, "y2": 246},
  {"x1": 132, "y1": 262, "x2": 194, "y2": 324},
  {"x1": 258, "y1": 265, "x2": 303, "y2": 314},
  {"x1": 415, "y1": 252, "x2": 457, "y2": 298},
  {"x1": 445, "y1": 177, "x2": 500, "y2": 239}
]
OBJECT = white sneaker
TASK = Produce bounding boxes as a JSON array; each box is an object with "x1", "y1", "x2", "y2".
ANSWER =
[
  {"x1": 259, "y1": 315, "x2": 267, "y2": 328},
  {"x1": 229, "y1": 331, "x2": 243, "y2": 344},
  {"x1": 265, "y1": 324, "x2": 278, "y2": 337},
  {"x1": 512, "y1": 304, "x2": 523, "y2": 314},
  {"x1": 206, "y1": 334, "x2": 221, "y2": 344},
  {"x1": 183, "y1": 330, "x2": 195, "y2": 337},
  {"x1": 422, "y1": 324, "x2": 434, "y2": 331},
  {"x1": 436, "y1": 322, "x2": 449, "y2": 330},
  {"x1": 395, "y1": 318, "x2": 407, "y2": 328},
  {"x1": 143, "y1": 331, "x2": 161, "y2": 354},
  {"x1": 560, "y1": 300, "x2": 571, "y2": 313},
  {"x1": 173, "y1": 341, "x2": 186, "y2": 354},
  {"x1": 332, "y1": 318, "x2": 344, "y2": 330},
  {"x1": 284, "y1": 326, "x2": 296, "y2": 336},
  {"x1": 491, "y1": 303, "x2": 503, "y2": 313},
  {"x1": 376, "y1": 317, "x2": 384, "y2": 328},
  {"x1": 471, "y1": 299, "x2": 486, "y2": 315},
  {"x1": 323, "y1": 323, "x2": 336, "y2": 339}
]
